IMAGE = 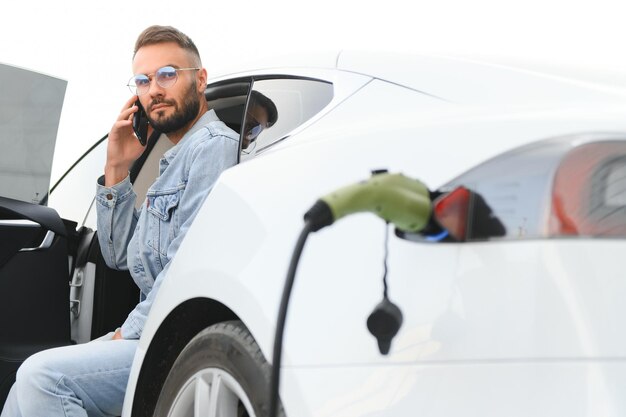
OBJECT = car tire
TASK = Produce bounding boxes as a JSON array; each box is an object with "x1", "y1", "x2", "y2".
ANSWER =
[{"x1": 153, "y1": 320, "x2": 285, "y2": 417}]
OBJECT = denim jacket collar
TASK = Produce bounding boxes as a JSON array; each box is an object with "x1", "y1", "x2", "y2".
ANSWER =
[{"x1": 161, "y1": 109, "x2": 220, "y2": 167}]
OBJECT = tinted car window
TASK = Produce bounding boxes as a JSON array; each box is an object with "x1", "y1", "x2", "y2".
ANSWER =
[
  {"x1": 206, "y1": 80, "x2": 251, "y2": 137},
  {"x1": 240, "y1": 78, "x2": 333, "y2": 160}
]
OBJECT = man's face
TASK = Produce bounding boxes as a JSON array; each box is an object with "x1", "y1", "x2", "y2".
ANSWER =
[
  {"x1": 132, "y1": 42, "x2": 203, "y2": 134},
  {"x1": 243, "y1": 105, "x2": 269, "y2": 150}
]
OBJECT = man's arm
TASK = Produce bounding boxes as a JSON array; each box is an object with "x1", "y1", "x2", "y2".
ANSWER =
[
  {"x1": 95, "y1": 175, "x2": 138, "y2": 270},
  {"x1": 119, "y1": 131, "x2": 239, "y2": 339},
  {"x1": 95, "y1": 96, "x2": 146, "y2": 270}
]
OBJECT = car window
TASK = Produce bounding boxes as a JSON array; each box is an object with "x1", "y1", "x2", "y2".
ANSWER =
[
  {"x1": 206, "y1": 80, "x2": 251, "y2": 138},
  {"x1": 240, "y1": 78, "x2": 333, "y2": 160}
]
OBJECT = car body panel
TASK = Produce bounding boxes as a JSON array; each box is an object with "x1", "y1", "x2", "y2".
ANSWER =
[
  {"x1": 134, "y1": 109, "x2": 626, "y2": 354},
  {"x1": 123, "y1": 97, "x2": 626, "y2": 415},
  {"x1": 284, "y1": 361, "x2": 626, "y2": 417}
]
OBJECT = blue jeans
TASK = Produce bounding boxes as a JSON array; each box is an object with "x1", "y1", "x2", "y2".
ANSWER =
[{"x1": 1, "y1": 333, "x2": 138, "y2": 417}]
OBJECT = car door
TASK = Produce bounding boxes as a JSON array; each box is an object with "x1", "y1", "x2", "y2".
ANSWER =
[{"x1": 0, "y1": 63, "x2": 73, "y2": 406}]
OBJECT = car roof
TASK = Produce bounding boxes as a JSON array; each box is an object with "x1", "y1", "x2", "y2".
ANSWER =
[
  {"x1": 336, "y1": 51, "x2": 626, "y2": 106},
  {"x1": 209, "y1": 50, "x2": 626, "y2": 107}
]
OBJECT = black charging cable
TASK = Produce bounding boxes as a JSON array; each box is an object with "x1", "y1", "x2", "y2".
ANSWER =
[
  {"x1": 269, "y1": 199, "x2": 335, "y2": 417},
  {"x1": 269, "y1": 191, "x2": 409, "y2": 416},
  {"x1": 269, "y1": 220, "x2": 313, "y2": 417}
]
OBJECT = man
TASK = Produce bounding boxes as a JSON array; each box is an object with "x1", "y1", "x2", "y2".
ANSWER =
[
  {"x1": 1, "y1": 25, "x2": 238, "y2": 417},
  {"x1": 242, "y1": 90, "x2": 278, "y2": 150}
]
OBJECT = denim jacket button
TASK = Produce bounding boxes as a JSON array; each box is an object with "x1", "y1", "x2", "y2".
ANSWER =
[{"x1": 106, "y1": 193, "x2": 113, "y2": 200}]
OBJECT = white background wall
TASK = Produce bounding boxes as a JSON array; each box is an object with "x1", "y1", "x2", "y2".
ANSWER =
[{"x1": 0, "y1": 0, "x2": 625, "y2": 183}]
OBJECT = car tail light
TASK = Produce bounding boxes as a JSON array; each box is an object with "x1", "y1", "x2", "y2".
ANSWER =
[
  {"x1": 550, "y1": 141, "x2": 626, "y2": 237},
  {"x1": 401, "y1": 134, "x2": 626, "y2": 243}
]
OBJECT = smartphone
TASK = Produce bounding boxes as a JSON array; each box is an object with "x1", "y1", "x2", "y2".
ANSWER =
[{"x1": 132, "y1": 99, "x2": 149, "y2": 146}]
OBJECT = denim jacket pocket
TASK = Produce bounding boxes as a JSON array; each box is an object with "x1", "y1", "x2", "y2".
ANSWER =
[
  {"x1": 146, "y1": 189, "x2": 180, "y2": 261},
  {"x1": 147, "y1": 191, "x2": 179, "y2": 221}
]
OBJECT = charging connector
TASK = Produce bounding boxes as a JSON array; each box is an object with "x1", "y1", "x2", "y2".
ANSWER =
[{"x1": 269, "y1": 172, "x2": 434, "y2": 417}]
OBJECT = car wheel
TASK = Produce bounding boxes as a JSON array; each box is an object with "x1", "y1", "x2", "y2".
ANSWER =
[{"x1": 153, "y1": 320, "x2": 284, "y2": 417}]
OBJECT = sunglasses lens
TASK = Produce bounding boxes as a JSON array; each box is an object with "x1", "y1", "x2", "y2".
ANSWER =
[
  {"x1": 247, "y1": 124, "x2": 264, "y2": 141},
  {"x1": 131, "y1": 75, "x2": 150, "y2": 95},
  {"x1": 156, "y1": 66, "x2": 178, "y2": 88}
]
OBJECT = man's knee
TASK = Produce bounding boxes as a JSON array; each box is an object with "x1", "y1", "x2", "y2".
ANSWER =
[{"x1": 15, "y1": 350, "x2": 61, "y2": 396}]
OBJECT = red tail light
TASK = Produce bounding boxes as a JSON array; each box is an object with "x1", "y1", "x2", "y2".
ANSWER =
[
  {"x1": 550, "y1": 141, "x2": 626, "y2": 237},
  {"x1": 400, "y1": 135, "x2": 626, "y2": 244}
]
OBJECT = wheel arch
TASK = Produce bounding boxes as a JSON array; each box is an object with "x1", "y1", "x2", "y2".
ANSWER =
[{"x1": 130, "y1": 297, "x2": 239, "y2": 417}]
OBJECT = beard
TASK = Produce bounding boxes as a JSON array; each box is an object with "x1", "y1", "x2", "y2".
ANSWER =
[{"x1": 147, "y1": 80, "x2": 200, "y2": 134}]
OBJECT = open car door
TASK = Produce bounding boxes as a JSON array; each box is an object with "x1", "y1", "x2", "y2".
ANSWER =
[{"x1": 0, "y1": 63, "x2": 70, "y2": 406}]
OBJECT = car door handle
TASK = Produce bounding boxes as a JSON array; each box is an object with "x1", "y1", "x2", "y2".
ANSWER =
[
  {"x1": 1, "y1": 219, "x2": 57, "y2": 252},
  {"x1": 19, "y1": 230, "x2": 56, "y2": 252}
]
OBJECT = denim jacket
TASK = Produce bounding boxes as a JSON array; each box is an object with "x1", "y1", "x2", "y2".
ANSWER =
[{"x1": 95, "y1": 110, "x2": 238, "y2": 339}]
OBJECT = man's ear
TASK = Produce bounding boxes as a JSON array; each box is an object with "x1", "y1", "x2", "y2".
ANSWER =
[{"x1": 197, "y1": 68, "x2": 208, "y2": 93}]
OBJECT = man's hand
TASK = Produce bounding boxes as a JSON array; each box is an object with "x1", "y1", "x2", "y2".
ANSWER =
[
  {"x1": 105, "y1": 96, "x2": 147, "y2": 186},
  {"x1": 112, "y1": 328, "x2": 124, "y2": 340}
]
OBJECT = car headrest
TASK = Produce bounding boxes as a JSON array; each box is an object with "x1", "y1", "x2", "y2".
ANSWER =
[{"x1": 204, "y1": 82, "x2": 250, "y2": 102}]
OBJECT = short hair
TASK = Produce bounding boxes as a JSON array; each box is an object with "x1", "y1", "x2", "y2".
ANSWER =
[
  {"x1": 133, "y1": 25, "x2": 201, "y2": 66},
  {"x1": 250, "y1": 91, "x2": 278, "y2": 127}
]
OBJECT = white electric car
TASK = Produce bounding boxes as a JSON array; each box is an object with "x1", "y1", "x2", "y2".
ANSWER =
[{"x1": 2, "y1": 52, "x2": 626, "y2": 417}]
